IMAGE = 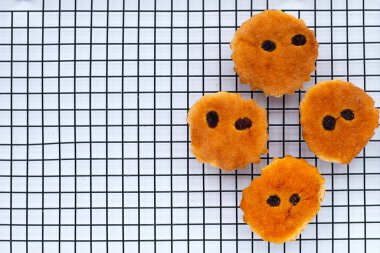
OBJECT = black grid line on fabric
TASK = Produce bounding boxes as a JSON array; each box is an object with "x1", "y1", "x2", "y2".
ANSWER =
[
  {"x1": 57, "y1": 1, "x2": 62, "y2": 252},
  {"x1": 25, "y1": 11, "x2": 30, "y2": 253},
  {"x1": 0, "y1": 0, "x2": 379, "y2": 253},
  {"x1": 186, "y1": 0, "x2": 191, "y2": 252},
  {"x1": 1, "y1": 9, "x2": 380, "y2": 12},
  {"x1": 362, "y1": 1, "x2": 368, "y2": 252},
  {"x1": 248, "y1": 2, "x2": 254, "y2": 252},
  {"x1": 41, "y1": 2, "x2": 46, "y2": 252},
  {"x1": 9, "y1": 11, "x2": 13, "y2": 253},
  {"x1": 136, "y1": 2, "x2": 141, "y2": 253},
  {"x1": 201, "y1": 1, "x2": 206, "y2": 252},
  {"x1": 89, "y1": 0, "x2": 97, "y2": 250},
  {"x1": 346, "y1": 0, "x2": 351, "y2": 249},
  {"x1": 312, "y1": 1, "x2": 319, "y2": 251},
  {"x1": 120, "y1": 0, "x2": 126, "y2": 252},
  {"x1": 105, "y1": 1, "x2": 110, "y2": 251},
  {"x1": 167, "y1": 0, "x2": 174, "y2": 250},
  {"x1": 330, "y1": 1, "x2": 335, "y2": 252},
  {"x1": 74, "y1": 0, "x2": 79, "y2": 252},
  {"x1": 152, "y1": 1, "x2": 157, "y2": 252}
]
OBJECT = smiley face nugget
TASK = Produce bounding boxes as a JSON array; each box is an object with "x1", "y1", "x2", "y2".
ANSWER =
[
  {"x1": 241, "y1": 156, "x2": 325, "y2": 243},
  {"x1": 187, "y1": 92, "x2": 268, "y2": 171},
  {"x1": 231, "y1": 10, "x2": 318, "y2": 97},
  {"x1": 300, "y1": 80, "x2": 379, "y2": 164}
]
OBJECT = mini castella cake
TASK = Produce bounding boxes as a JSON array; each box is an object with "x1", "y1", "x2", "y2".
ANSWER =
[
  {"x1": 240, "y1": 156, "x2": 325, "y2": 243},
  {"x1": 300, "y1": 80, "x2": 379, "y2": 164},
  {"x1": 187, "y1": 92, "x2": 268, "y2": 171},
  {"x1": 231, "y1": 10, "x2": 319, "y2": 96}
]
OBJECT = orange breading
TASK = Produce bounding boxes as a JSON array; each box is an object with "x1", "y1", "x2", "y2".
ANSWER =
[
  {"x1": 187, "y1": 92, "x2": 268, "y2": 171},
  {"x1": 231, "y1": 10, "x2": 318, "y2": 97},
  {"x1": 240, "y1": 156, "x2": 325, "y2": 243},
  {"x1": 300, "y1": 80, "x2": 379, "y2": 164}
]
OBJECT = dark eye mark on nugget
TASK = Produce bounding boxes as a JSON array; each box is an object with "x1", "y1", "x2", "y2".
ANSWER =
[
  {"x1": 261, "y1": 40, "x2": 276, "y2": 52},
  {"x1": 341, "y1": 109, "x2": 355, "y2": 121},
  {"x1": 235, "y1": 117, "x2": 252, "y2": 130},
  {"x1": 206, "y1": 111, "x2": 219, "y2": 128},
  {"x1": 289, "y1": 193, "x2": 301, "y2": 206},
  {"x1": 292, "y1": 34, "x2": 307, "y2": 46},
  {"x1": 267, "y1": 195, "x2": 281, "y2": 207},
  {"x1": 322, "y1": 115, "x2": 336, "y2": 131}
]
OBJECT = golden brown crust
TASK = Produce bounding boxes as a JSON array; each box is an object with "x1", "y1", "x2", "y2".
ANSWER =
[
  {"x1": 231, "y1": 10, "x2": 319, "y2": 97},
  {"x1": 187, "y1": 92, "x2": 268, "y2": 171},
  {"x1": 300, "y1": 80, "x2": 379, "y2": 164},
  {"x1": 240, "y1": 156, "x2": 325, "y2": 243}
]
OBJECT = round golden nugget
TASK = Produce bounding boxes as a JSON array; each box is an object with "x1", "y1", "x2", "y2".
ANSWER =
[
  {"x1": 187, "y1": 92, "x2": 268, "y2": 171},
  {"x1": 300, "y1": 80, "x2": 379, "y2": 164},
  {"x1": 231, "y1": 10, "x2": 318, "y2": 97},
  {"x1": 241, "y1": 156, "x2": 325, "y2": 243}
]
